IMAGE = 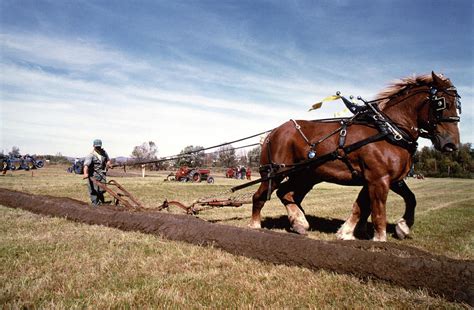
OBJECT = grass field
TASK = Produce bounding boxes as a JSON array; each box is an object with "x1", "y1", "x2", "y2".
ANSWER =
[{"x1": 1, "y1": 165, "x2": 473, "y2": 308}]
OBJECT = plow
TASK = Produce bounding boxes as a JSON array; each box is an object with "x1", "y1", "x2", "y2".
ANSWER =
[
  {"x1": 92, "y1": 177, "x2": 253, "y2": 215},
  {"x1": 157, "y1": 196, "x2": 252, "y2": 215},
  {"x1": 89, "y1": 178, "x2": 145, "y2": 209},
  {"x1": 90, "y1": 175, "x2": 253, "y2": 214}
]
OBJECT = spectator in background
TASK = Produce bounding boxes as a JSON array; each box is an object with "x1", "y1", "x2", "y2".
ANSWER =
[{"x1": 240, "y1": 166, "x2": 246, "y2": 179}]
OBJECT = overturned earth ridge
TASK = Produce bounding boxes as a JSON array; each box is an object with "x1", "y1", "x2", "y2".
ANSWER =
[{"x1": 0, "y1": 188, "x2": 472, "y2": 305}]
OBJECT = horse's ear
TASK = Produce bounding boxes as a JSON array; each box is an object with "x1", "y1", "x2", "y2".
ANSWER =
[{"x1": 431, "y1": 71, "x2": 444, "y2": 86}]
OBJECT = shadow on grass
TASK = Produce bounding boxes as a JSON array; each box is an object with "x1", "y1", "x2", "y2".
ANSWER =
[{"x1": 261, "y1": 215, "x2": 397, "y2": 239}]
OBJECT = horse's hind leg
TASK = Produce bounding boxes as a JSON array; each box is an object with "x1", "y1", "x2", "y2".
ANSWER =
[
  {"x1": 276, "y1": 177, "x2": 312, "y2": 235},
  {"x1": 337, "y1": 186, "x2": 371, "y2": 240},
  {"x1": 249, "y1": 179, "x2": 280, "y2": 229},
  {"x1": 390, "y1": 180, "x2": 416, "y2": 239}
]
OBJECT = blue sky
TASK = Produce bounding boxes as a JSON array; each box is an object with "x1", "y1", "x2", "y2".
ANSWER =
[{"x1": 1, "y1": 0, "x2": 472, "y2": 158}]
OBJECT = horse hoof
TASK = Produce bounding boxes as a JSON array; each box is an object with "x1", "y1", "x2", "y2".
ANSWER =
[
  {"x1": 395, "y1": 219, "x2": 410, "y2": 239},
  {"x1": 336, "y1": 232, "x2": 356, "y2": 240},
  {"x1": 290, "y1": 224, "x2": 308, "y2": 235},
  {"x1": 248, "y1": 222, "x2": 261, "y2": 230},
  {"x1": 372, "y1": 232, "x2": 387, "y2": 242}
]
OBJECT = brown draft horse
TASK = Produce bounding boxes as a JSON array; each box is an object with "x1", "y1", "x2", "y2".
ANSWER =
[{"x1": 250, "y1": 72, "x2": 461, "y2": 241}]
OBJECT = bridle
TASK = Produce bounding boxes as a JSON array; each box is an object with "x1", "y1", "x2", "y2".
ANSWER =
[
  {"x1": 419, "y1": 85, "x2": 461, "y2": 139},
  {"x1": 367, "y1": 83, "x2": 461, "y2": 140}
]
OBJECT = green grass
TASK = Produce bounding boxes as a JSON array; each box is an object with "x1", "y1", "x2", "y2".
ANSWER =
[{"x1": 0, "y1": 165, "x2": 473, "y2": 308}]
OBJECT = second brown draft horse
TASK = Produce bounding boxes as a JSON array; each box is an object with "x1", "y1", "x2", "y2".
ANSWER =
[{"x1": 251, "y1": 72, "x2": 461, "y2": 241}]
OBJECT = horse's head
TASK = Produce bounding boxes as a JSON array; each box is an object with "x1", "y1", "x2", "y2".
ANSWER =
[
  {"x1": 419, "y1": 72, "x2": 461, "y2": 152},
  {"x1": 378, "y1": 72, "x2": 461, "y2": 152}
]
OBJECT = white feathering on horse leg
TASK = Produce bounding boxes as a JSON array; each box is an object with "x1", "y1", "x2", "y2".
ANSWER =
[
  {"x1": 395, "y1": 218, "x2": 411, "y2": 239},
  {"x1": 287, "y1": 205, "x2": 309, "y2": 235},
  {"x1": 248, "y1": 219, "x2": 262, "y2": 229},
  {"x1": 372, "y1": 230, "x2": 387, "y2": 242},
  {"x1": 336, "y1": 221, "x2": 357, "y2": 240}
]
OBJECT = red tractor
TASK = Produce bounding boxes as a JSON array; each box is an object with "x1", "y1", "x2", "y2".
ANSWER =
[{"x1": 167, "y1": 166, "x2": 214, "y2": 183}]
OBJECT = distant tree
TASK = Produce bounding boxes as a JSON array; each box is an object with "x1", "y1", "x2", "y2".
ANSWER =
[
  {"x1": 216, "y1": 145, "x2": 237, "y2": 167},
  {"x1": 175, "y1": 145, "x2": 205, "y2": 168},
  {"x1": 152, "y1": 157, "x2": 171, "y2": 171},
  {"x1": 204, "y1": 152, "x2": 217, "y2": 167},
  {"x1": 414, "y1": 143, "x2": 473, "y2": 178},
  {"x1": 247, "y1": 146, "x2": 261, "y2": 167},
  {"x1": 131, "y1": 141, "x2": 158, "y2": 160},
  {"x1": 9, "y1": 146, "x2": 20, "y2": 157},
  {"x1": 44, "y1": 153, "x2": 70, "y2": 164},
  {"x1": 237, "y1": 155, "x2": 248, "y2": 166}
]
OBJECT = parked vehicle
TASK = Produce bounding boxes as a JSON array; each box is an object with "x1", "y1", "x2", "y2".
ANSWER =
[
  {"x1": 1, "y1": 154, "x2": 44, "y2": 172},
  {"x1": 67, "y1": 158, "x2": 85, "y2": 174},
  {"x1": 167, "y1": 166, "x2": 214, "y2": 183}
]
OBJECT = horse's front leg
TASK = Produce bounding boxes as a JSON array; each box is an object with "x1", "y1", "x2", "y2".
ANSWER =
[
  {"x1": 337, "y1": 186, "x2": 370, "y2": 240},
  {"x1": 250, "y1": 178, "x2": 280, "y2": 229},
  {"x1": 368, "y1": 177, "x2": 390, "y2": 241},
  {"x1": 250, "y1": 182, "x2": 268, "y2": 229},
  {"x1": 276, "y1": 180, "x2": 311, "y2": 235},
  {"x1": 390, "y1": 180, "x2": 416, "y2": 239}
]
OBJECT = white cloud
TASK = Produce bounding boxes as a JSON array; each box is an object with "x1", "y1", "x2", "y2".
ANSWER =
[
  {"x1": 0, "y1": 33, "x2": 148, "y2": 72},
  {"x1": 1, "y1": 30, "x2": 472, "y2": 158}
]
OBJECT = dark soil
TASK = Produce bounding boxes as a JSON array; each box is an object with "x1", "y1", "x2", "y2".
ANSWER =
[{"x1": 0, "y1": 188, "x2": 472, "y2": 305}]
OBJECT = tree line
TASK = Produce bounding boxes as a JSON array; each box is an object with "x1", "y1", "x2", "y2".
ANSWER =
[
  {"x1": 129, "y1": 141, "x2": 261, "y2": 170},
  {"x1": 413, "y1": 143, "x2": 473, "y2": 178}
]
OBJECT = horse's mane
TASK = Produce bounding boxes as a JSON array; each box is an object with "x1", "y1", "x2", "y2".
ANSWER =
[{"x1": 377, "y1": 73, "x2": 450, "y2": 110}]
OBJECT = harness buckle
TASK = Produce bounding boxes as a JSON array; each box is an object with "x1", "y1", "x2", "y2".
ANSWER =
[{"x1": 340, "y1": 129, "x2": 347, "y2": 137}]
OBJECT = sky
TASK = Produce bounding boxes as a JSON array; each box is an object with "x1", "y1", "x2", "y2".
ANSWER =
[{"x1": 1, "y1": 0, "x2": 472, "y2": 158}]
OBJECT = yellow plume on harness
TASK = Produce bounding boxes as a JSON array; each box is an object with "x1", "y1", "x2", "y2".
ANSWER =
[
  {"x1": 334, "y1": 108, "x2": 350, "y2": 117},
  {"x1": 308, "y1": 95, "x2": 341, "y2": 111},
  {"x1": 309, "y1": 93, "x2": 358, "y2": 117}
]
